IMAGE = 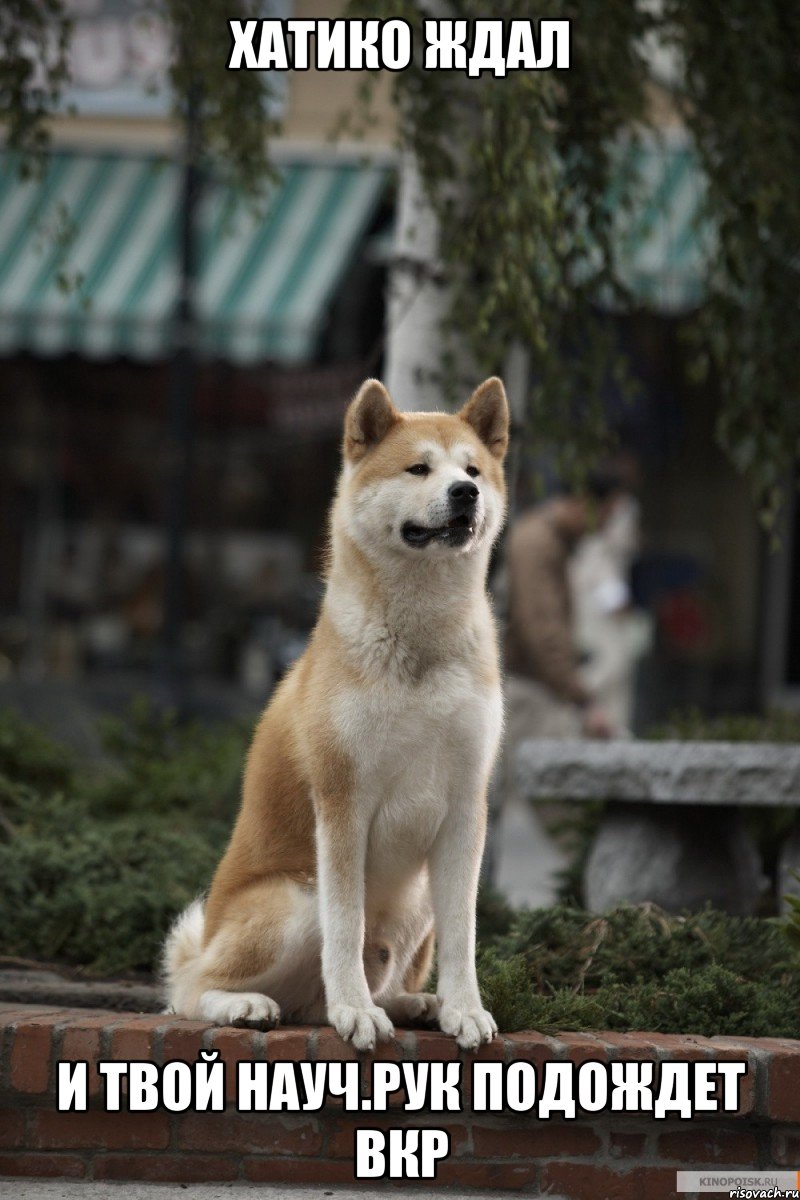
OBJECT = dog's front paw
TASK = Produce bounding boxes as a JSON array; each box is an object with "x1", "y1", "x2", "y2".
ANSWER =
[
  {"x1": 439, "y1": 1002, "x2": 497, "y2": 1050},
  {"x1": 329, "y1": 1003, "x2": 394, "y2": 1051}
]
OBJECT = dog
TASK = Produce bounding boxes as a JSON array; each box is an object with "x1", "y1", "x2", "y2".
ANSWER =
[{"x1": 163, "y1": 376, "x2": 509, "y2": 1050}]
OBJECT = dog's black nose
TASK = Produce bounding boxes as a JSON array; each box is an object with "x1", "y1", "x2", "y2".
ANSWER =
[{"x1": 448, "y1": 480, "x2": 479, "y2": 508}]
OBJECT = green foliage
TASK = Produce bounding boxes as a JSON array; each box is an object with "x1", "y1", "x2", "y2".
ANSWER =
[
  {"x1": 785, "y1": 874, "x2": 800, "y2": 954},
  {"x1": 164, "y1": 0, "x2": 279, "y2": 196},
  {"x1": 649, "y1": 706, "x2": 800, "y2": 744},
  {"x1": 347, "y1": 1, "x2": 800, "y2": 514},
  {"x1": 2, "y1": 0, "x2": 277, "y2": 196},
  {"x1": 90, "y1": 696, "x2": 247, "y2": 819},
  {"x1": 0, "y1": 0, "x2": 71, "y2": 164},
  {"x1": 477, "y1": 902, "x2": 800, "y2": 1037},
  {"x1": 0, "y1": 702, "x2": 247, "y2": 974},
  {"x1": 662, "y1": 0, "x2": 800, "y2": 528},
  {"x1": 0, "y1": 813, "x2": 222, "y2": 975},
  {"x1": 351, "y1": 0, "x2": 652, "y2": 483},
  {"x1": 0, "y1": 707, "x2": 74, "y2": 791},
  {"x1": 493, "y1": 903, "x2": 795, "y2": 990},
  {"x1": 481, "y1": 954, "x2": 800, "y2": 1039},
  {"x1": 475, "y1": 880, "x2": 517, "y2": 941}
]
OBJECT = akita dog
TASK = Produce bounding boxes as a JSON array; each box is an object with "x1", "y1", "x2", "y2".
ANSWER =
[{"x1": 163, "y1": 376, "x2": 509, "y2": 1050}]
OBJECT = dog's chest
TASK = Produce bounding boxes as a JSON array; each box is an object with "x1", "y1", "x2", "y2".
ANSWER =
[
  {"x1": 332, "y1": 661, "x2": 501, "y2": 876},
  {"x1": 335, "y1": 659, "x2": 495, "y2": 776}
]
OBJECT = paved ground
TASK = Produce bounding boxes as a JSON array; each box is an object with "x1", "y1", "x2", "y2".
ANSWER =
[
  {"x1": 493, "y1": 795, "x2": 566, "y2": 909},
  {"x1": 0, "y1": 1183, "x2": 555, "y2": 1200}
]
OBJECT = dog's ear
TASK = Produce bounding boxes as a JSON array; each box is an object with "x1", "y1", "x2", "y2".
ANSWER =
[
  {"x1": 344, "y1": 379, "x2": 400, "y2": 462},
  {"x1": 459, "y1": 377, "x2": 509, "y2": 460}
]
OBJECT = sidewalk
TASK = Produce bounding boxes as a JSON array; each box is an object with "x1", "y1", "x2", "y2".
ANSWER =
[{"x1": 1, "y1": 1184, "x2": 531, "y2": 1200}]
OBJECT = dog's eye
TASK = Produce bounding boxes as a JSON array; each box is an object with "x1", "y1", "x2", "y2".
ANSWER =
[
  {"x1": 406, "y1": 463, "x2": 430, "y2": 476},
  {"x1": 466, "y1": 465, "x2": 480, "y2": 478}
]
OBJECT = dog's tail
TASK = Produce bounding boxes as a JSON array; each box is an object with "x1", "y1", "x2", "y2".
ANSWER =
[{"x1": 161, "y1": 897, "x2": 205, "y2": 1014}]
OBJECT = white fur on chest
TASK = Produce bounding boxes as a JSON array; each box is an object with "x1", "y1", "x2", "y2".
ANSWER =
[{"x1": 332, "y1": 661, "x2": 502, "y2": 889}]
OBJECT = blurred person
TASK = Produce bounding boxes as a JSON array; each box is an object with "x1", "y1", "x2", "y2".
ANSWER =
[
  {"x1": 484, "y1": 472, "x2": 628, "y2": 902},
  {"x1": 489, "y1": 469, "x2": 628, "y2": 908},
  {"x1": 504, "y1": 469, "x2": 627, "y2": 743},
  {"x1": 570, "y1": 474, "x2": 653, "y2": 733}
]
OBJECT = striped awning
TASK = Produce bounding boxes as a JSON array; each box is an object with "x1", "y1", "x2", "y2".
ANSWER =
[
  {"x1": 611, "y1": 133, "x2": 711, "y2": 313},
  {"x1": 0, "y1": 151, "x2": 389, "y2": 363}
]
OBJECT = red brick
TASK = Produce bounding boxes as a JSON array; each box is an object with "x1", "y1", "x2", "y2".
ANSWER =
[
  {"x1": 265, "y1": 1028, "x2": 310, "y2": 1062},
  {"x1": 0, "y1": 1006, "x2": 64, "y2": 1022},
  {"x1": 160, "y1": 1020, "x2": 213, "y2": 1064},
  {"x1": 594, "y1": 1033, "x2": 661, "y2": 1061},
  {"x1": 368, "y1": 1033, "x2": 407, "y2": 1063},
  {"x1": 541, "y1": 1162, "x2": 641, "y2": 1200},
  {"x1": 30, "y1": 1109, "x2": 169, "y2": 1151},
  {"x1": 0, "y1": 1109, "x2": 26, "y2": 1149},
  {"x1": 771, "y1": 1128, "x2": 800, "y2": 1166},
  {"x1": 207, "y1": 1027, "x2": 260, "y2": 1102},
  {"x1": 94, "y1": 1153, "x2": 239, "y2": 1182},
  {"x1": 59, "y1": 1016, "x2": 116, "y2": 1098},
  {"x1": 649, "y1": 1033, "x2": 716, "y2": 1058},
  {"x1": 767, "y1": 1045, "x2": 800, "y2": 1122},
  {"x1": 467, "y1": 1036, "x2": 506, "y2": 1063},
  {"x1": 0, "y1": 1152, "x2": 86, "y2": 1178},
  {"x1": 107, "y1": 1015, "x2": 170, "y2": 1063},
  {"x1": 435, "y1": 1160, "x2": 539, "y2": 1190},
  {"x1": 313, "y1": 1027, "x2": 358, "y2": 1062},
  {"x1": 460, "y1": 1044, "x2": 504, "y2": 1103},
  {"x1": 327, "y1": 1115, "x2": 468, "y2": 1159},
  {"x1": 244, "y1": 1156, "x2": 357, "y2": 1184},
  {"x1": 658, "y1": 1127, "x2": 758, "y2": 1165},
  {"x1": 552, "y1": 1032, "x2": 609, "y2": 1066},
  {"x1": 413, "y1": 1030, "x2": 460, "y2": 1061},
  {"x1": 641, "y1": 1165, "x2": 683, "y2": 1200},
  {"x1": 361, "y1": 1038, "x2": 411, "y2": 1108},
  {"x1": 99, "y1": 1017, "x2": 172, "y2": 1104},
  {"x1": 473, "y1": 1123, "x2": 601, "y2": 1158},
  {"x1": 40, "y1": 1007, "x2": 118, "y2": 1022},
  {"x1": 712, "y1": 1036, "x2": 772, "y2": 1054},
  {"x1": 711, "y1": 1037, "x2": 779, "y2": 1118},
  {"x1": 609, "y1": 1130, "x2": 648, "y2": 1159},
  {"x1": 9, "y1": 1015, "x2": 64, "y2": 1094},
  {"x1": 176, "y1": 1113, "x2": 323, "y2": 1156},
  {"x1": 691, "y1": 1046, "x2": 755, "y2": 1117}
]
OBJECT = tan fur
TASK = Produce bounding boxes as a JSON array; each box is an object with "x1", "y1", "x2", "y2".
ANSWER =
[
  {"x1": 404, "y1": 928, "x2": 436, "y2": 993},
  {"x1": 163, "y1": 377, "x2": 509, "y2": 1050}
]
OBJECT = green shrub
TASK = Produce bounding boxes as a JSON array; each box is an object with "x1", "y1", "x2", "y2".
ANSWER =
[
  {"x1": 475, "y1": 902, "x2": 800, "y2": 1037},
  {"x1": 90, "y1": 697, "x2": 248, "y2": 820},
  {"x1": 0, "y1": 815, "x2": 225, "y2": 974},
  {"x1": 0, "y1": 701, "x2": 246, "y2": 975},
  {"x1": 479, "y1": 960, "x2": 800, "y2": 1040},
  {"x1": 493, "y1": 903, "x2": 795, "y2": 990},
  {"x1": 0, "y1": 707, "x2": 74, "y2": 791},
  {"x1": 648, "y1": 707, "x2": 800, "y2": 743}
]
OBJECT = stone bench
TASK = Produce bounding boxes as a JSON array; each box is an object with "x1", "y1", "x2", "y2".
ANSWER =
[{"x1": 516, "y1": 740, "x2": 800, "y2": 914}]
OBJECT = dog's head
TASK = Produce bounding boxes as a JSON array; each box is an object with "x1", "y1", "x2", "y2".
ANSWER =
[{"x1": 336, "y1": 377, "x2": 509, "y2": 562}]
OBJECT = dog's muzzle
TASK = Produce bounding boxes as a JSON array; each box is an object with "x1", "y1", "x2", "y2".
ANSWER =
[{"x1": 401, "y1": 482, "x2": 480, "y2": 548}]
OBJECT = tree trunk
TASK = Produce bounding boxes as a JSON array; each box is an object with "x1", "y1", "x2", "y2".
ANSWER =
[{"x1": 383, "y1": 151, "x2": 451, "y2": 412}]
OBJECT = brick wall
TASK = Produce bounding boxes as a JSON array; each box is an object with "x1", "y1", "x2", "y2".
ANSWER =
[{"x1": 1, "y1": 1003, "x2": 799, "y2": 1197}]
